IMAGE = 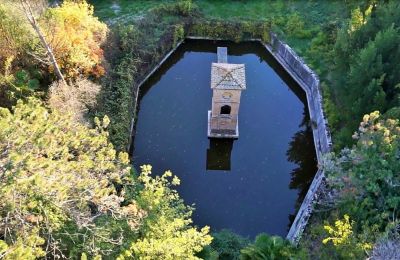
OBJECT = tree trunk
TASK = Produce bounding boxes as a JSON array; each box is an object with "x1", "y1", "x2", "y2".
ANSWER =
[
  {"x1": 30, "y1": 20, "x2": 66, "y2": 84},
  {"x1": 20, "y1": 0, "x2": 66, "y2": 84}
]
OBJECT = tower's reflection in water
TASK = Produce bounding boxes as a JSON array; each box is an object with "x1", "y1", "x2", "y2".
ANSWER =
[{"x1": 206, "y1": 139, "x2": 234, "y2": 171}]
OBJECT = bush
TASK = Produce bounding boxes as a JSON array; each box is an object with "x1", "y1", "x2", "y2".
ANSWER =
[
  {"x1": 201, "y1": 230, "x2": 250, "y2": 260},
  {"x1": 240, "y1": 234, "x2": 307, "y2": 260},
  {"x1": 117, "y1": 165, "x2": 212, "y2": 260},
  {"x1": 97, "y1": 53, "x2": 138, "y2": 150},
  {"x1": 0, "y1": 64, "x2": 42, "y2": 109},
  {"x1": 324, "y1": 111, "x2": 400, "y2": 233},
  {"x1": 285, "y1": 12, "x2": 312, "y2": 39},
  {"x1": 321, "y1": 215, "x2": 369, "y2": 259},
  {"x1": 152, "y1": 0, "x2": 199, "y2": 17},
  {"x1": 48, "y1": 79, "x2": 101, "y2": 124},
  {"x1": 189, "y1": 19, "x2": 272, "y2": 43},
  {"x1": 39, "y1": 0, "x2": 108, "y2": 79},
  {"x1": 173, "y1": 24, "x2": 185, "y2": 47},
  {"x1": 0, "y1": 3, "x2": 34, "y2": 72},
  {"x1": 0, "y1": 98, "x2": 136, "y2": 258},
  {"x1": 0, "y1": 101, "x2": 211, "y2": 258},
  {"x1": 313, "y1": 111, "x2": 400, "y2": 258},
  {"x1": 98, "y1": 2, "x2": 196, "y2": 150}
]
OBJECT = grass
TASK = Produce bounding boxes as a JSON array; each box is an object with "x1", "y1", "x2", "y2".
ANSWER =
[
  {"x1": 90, "y1": 0, "x2": 350, "y2": 55},
  {"x1": 89, "y1": 0, "x2": 176, "y2": 22},
  {"x1": 91, "y1": 0, "x2": 348, "y2": 25},
  {"x1": 196, "y1": 0, "x2": 347, "y2": 23},
  {"x1": 195, "y1": 0, "x2": 349, "y2": 53}
]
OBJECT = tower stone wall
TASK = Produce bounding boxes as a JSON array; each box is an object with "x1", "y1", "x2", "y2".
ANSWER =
[{"x1": 208, "y1": 47, "x2": 246, "y2": 138}]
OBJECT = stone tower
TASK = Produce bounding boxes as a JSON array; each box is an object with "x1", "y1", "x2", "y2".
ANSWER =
[{"x1": 208, "y1": 47, "x2": 246, "y2": 138}]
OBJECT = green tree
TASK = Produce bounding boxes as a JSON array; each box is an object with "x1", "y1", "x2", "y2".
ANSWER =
[
  {"x1": 0, "y1": 2, "x2": 40, "y2": 107},
  {"x1": 201, "y1": 229, "x2": 250, "y2": 260},
  {"x1": 324, "y1": 111, "x2": 400, "y2": 240},
  {"x1": 0, "y1": 3, "x2": 32, "y2": 70},
  {"x1": 0, "y1": 98, "x2": 144, "y2": 258},
  {"x1": 118, "y1": 165, "x2": 212, "y2": 260},
  {"x1": 331, "y1": 2, "x2": 400, "y2": 146},
  {"x1": 0, "y1": 99, "x2": 212, "y2": 259}
]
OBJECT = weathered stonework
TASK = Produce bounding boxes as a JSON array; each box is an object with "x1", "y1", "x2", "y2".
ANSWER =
[
  {"x1": 208, "y1": 47, "x2": 246, "y2": 139},
  {"x1": 267, "y1": 33, "x2": 332, "y2": 243}
]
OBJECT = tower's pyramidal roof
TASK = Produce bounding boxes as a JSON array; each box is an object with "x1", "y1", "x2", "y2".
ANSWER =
[{"x1": 211, "y1": 63, "x2": 246, "y2": 90}]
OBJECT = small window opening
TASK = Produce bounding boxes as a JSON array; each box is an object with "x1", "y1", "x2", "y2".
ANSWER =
[{"x1": 220, "y1": 105, "x2": 231, "y2": 115}]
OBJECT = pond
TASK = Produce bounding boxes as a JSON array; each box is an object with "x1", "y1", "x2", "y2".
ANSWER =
[{"x1": 132, "y1": 39, "x2": 317, "y2": 238}]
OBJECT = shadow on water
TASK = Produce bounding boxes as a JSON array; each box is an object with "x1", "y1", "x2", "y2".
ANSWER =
[
  {"x1": 286, "y1": 109, "x2": 318, "y2": 226},
  {"x1": 132, "y1": 39, "x2": 317, "y2": 237},
  {"x1": 206, "y1": 139, "x2": 234, "y2": 171}
]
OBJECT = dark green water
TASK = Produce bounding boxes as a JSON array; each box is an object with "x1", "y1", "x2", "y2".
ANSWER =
[{"x1": 132, "y1": 40, "x2": 317, "y2": 238}]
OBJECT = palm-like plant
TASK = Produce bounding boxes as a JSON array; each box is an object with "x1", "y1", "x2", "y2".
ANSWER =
[{"x1": 240, "y1": 234, "x2": 307, "y2": 260}]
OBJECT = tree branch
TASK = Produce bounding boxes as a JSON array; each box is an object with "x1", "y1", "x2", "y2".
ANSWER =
[{"x1": 19, "y1": 0, "x2": 66, "y2": 85}]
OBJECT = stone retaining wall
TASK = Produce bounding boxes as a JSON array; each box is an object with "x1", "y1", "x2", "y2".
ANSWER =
[
  {"x1": 267, "y1": 33, "x2": 332, "y2": 243},
  {"x1": 127, "y1": 40, "x2": 184, "y2": 152}
]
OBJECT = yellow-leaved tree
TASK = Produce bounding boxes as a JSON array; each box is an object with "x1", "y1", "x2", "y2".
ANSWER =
[
  {"x1": 39, "y1": 0, "x2": 108, "y2": 78},
  {"x1": 118, "y1": 165, "x2": 212, "y2": 260},
  {"x1": 0, "y1": 99, "x2": 212, "y2": 259},
  {"x1": 0, "y1": 98, "x2": 142, "y2": 258}
]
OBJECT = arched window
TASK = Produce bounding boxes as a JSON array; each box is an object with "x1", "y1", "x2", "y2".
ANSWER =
[{"x1": 220, "y1": 105, "x2": 231, "y2": 115}]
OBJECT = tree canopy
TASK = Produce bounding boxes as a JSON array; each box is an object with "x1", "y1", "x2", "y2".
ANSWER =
[
  {"x1": 0, "y1": 98, "x2": 134, "y2": 258},
  {"x1": 325, "y1": 111, "x2": 400, "y2": 232},
  {"x1": 0, "y1": 0, "x2": 107, "y2": 82},
  {"x1": 331, "y1": 2, "x2": 400, "y2": 146},
  {"x1": 39, "y1": 1, "x2": 108, "y2": 78},
  {"x1": 317, "y1": 111, "x2": 400, "y2": 258},
  {"x1": 0, "y1": 99, "x2": 211, "y2": 259}
]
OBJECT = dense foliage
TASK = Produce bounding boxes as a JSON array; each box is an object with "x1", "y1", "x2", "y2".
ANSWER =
[
  {"x1": 118, "y1": 165, "x2": 212, "y2": 259},
  {"x1": 0, "y1": 98, "x2": 134, "y2": 258},
  {"x1": 200, "y1": 230, "x2": 250, "y2": 260},
  {"x1": 326, "y1": 112, "x2": 399, "y2": 232},
  {"x1": 0, "y1": 3, "x2": 32, "y2": 69},
  {"x1": 39, "y1": 1, "x2": 108, "y2": 78},
  {"x1": 189, "y1": 19, "x2": 271, "y2": 43},
  {"x1": 1, "y1": 0, "x2": 400, "y2": 259},
  {"x1": 0, "y1": 100, "x2": 211, "y2": 259},
  {"x1": 326, "y1": 2, "x2": 400, "y2": 147},
  {"x1": 0, "y1": 2, "x2": 39, "y2": 107},
  {"x1": 296, "y1": 3, "x2": 400, "y2": 258},
  {"x1": 0, "y1": 0, "x2": 108, "y2": 110},
  {"x1": 240, "y1": 234, "x2": 307, "y2": 260},
  {"x1": 302, "y1": 111, "x2": 400, "y2": 259},
  {"x1": 199, "y1": 231, "x2": 305, "y2": 260}
]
